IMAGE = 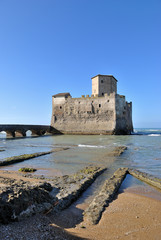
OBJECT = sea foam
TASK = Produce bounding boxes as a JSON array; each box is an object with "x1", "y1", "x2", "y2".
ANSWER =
[
  {"x1": 148, "y1": 134, "x2": 161, "y2": 136},
  {"x1": 78, "y1": 144, "x2": 106, "y2": 148}
]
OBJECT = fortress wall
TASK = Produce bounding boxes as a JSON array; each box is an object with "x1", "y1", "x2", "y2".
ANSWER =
[
  {"x1": 115, "y1": 95, "x2": 133, "y2": 134},
  {"x1": 51, "y1": 93, "x2": 116, "y2": 134}
]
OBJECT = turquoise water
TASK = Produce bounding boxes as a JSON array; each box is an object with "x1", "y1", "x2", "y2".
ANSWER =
[{"x1": 0, "y1": 128, "x2": 161, "y2": 179}]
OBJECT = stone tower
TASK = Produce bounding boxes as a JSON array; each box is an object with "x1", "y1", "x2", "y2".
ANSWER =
[
  {"x1": 51, "y1": 74, "x2": 133, "y2": 135},
  {"x1": 92, "y1": 74, "x2": 117, "y2": 97}
]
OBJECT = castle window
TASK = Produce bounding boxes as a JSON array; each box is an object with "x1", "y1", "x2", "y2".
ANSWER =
[
  {"x1": 60, "y1": 106, "x2": 62, "y2": 109},
  {"x1": 101, "y1": 80, "x2": 103, "y2": 83},
  {"x1": 99, "y1": 104, "x2": 101, "y2": 108}
]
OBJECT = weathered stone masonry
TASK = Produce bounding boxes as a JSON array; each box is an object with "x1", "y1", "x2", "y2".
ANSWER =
[{"x1": 51, "y1": 75, "x2": 133, "y2": 135}]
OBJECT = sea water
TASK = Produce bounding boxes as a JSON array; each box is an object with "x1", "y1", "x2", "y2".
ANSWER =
[
  {"x1": 0, "y1": 129, "x2": 161, "y2": 178},
  {"x1": 0, "y1": 128, "x2": 161, "y2": 201}
]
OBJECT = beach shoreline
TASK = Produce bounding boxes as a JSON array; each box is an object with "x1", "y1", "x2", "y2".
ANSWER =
[{"x1": 0, "y1": 169, "x2": 160, "y2": 239}]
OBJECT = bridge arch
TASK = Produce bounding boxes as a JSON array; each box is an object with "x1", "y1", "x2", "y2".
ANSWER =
[
  {"x1": 0, "y1": 125, "x2": 59, "y2": 138},
  {"x1": 30, "y1": 129, "x2": 46, "y2": 136}
]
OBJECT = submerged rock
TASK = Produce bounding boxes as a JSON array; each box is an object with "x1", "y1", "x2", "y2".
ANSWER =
[
  {"x1": 107, "y1": 146, "x2": 127, "y2": 157},
  {"x1": 0, "y1": 148, "x2": 69, "y2": 166}
]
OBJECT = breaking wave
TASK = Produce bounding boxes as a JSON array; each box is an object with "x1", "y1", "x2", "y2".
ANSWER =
[
  {"x1": 78, "y1": 144, "x2": 106, "y2": 148},
  {"x1": 134, "y1": 128, "x2": 161, "y2": 136},
  {"x1": 148, "y1": 134, "x2": 161, "y2": 137}
]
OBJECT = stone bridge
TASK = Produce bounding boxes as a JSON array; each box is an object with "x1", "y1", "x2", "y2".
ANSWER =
[{"x1": 0, "y1": 125, "x2": 61, "y2": 137}]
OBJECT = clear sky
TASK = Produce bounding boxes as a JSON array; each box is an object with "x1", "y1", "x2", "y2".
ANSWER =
[{"x1": 0, "y1": 0, "x2": 161, "y2": 128}]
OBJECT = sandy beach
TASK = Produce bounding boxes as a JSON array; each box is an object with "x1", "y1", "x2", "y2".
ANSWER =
[
  {"x1": 0, "y1": 170, "x2": 161, "y2": 240},
  {"x1": 67, "y1": 191, "x2": 161, "y2": 240}
]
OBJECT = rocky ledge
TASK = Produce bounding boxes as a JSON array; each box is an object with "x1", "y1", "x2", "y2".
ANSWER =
[
  {"x1": 0, "y1": 177, "x2": 55, "y2": 224},
  {"x1": 51, "y1": 166, "x2": 106, "y2": 213},
  {"x1": 0, "y1": 166, "x2": 161, "y2": 225},
  {"x1": 128, "y1": 168, "x2": 161, "y2": 190},
  {"x1": 0, "y1": 166, "x2": 106, "y2": 224},
  {"x1": 84, "y1": 168, "x2": 161, "y2": 225},
  {"x1": 83, "y1": 168, "x2": 128, "y2": 224}
]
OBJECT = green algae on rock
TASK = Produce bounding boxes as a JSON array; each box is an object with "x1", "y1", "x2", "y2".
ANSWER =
[{"x1": 19, "y1": 168, "x2": 37, "y2": 173}]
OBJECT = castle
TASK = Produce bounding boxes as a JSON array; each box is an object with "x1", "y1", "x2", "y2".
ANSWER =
[{"x1": 51, "y1": 75, "x2": 133, "y2": 135}]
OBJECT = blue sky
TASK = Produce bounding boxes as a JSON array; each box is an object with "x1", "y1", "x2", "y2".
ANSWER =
[{"x1": 0, "y1": 0, "x2": 161, "y2": 128}]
